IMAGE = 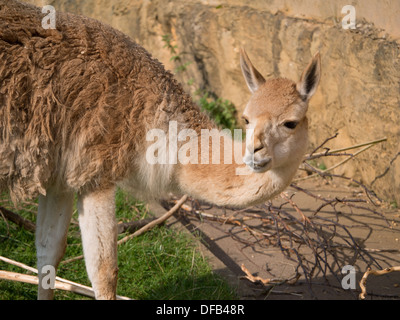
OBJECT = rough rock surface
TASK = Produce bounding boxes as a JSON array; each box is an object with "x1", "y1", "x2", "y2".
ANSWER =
[{"x1": 25, "y1": 0, "x2": 400, "y2": 204}]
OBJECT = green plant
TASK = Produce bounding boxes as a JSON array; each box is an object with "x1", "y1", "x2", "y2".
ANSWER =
[
  {"x1": 196, "y1": 91, "x2": 237, "y2": 131},
  {"x1": 161, "y1": 34, "x2": 192, "y2": 75},
  {"x1": 307, "y1": 159, "x2": 327, "y2": 171},
  {"x1": 161, "y1": 34, "x2": 178, "y2": 59}
]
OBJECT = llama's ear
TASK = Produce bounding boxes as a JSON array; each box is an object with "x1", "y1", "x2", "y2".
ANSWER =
[
  {"x1": 297, "y1": 52, "x2": 321, "y2": 101},
  {"x1": 240, "y1": 48, "x2": 266, "y2": 93}
]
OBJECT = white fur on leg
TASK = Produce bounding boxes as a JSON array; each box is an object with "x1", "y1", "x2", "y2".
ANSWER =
[
  {"x1": 78, "y1": 187, "x2": 118, "y2": 300},
  {"x1": 35, "y1": 188, "x2": 74, "y2": 300}
]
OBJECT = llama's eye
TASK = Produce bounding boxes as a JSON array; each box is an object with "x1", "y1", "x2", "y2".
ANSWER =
[{"x1": 283, "y1": 121, "x2": 298, "y2": 129}]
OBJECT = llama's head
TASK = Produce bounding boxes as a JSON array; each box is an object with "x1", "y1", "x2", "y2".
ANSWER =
[{"x1": 240, "y1": 49, "x2": 321, "y2": 173}]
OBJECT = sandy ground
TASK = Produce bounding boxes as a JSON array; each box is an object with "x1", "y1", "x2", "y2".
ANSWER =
[{"x1": 154, "y1": 178, "x2": 400, "y2": 300}]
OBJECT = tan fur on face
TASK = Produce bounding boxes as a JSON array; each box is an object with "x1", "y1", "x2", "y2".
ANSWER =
[{"x1": 248, "y1": 79, "x2": 300, "y2": 116}]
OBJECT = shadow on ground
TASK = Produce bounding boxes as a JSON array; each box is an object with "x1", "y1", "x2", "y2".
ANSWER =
[{"x1": 160, "y1": 179, "x2": 400, "y2": 300}]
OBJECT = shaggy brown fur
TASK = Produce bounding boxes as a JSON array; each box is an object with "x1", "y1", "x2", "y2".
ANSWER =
[{"x1": 0, "y1": 0, "x2": 213, "y2": 201}]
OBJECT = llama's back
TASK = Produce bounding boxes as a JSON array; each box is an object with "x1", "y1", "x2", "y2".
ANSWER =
[{"x1": 0, "y1": 0, "x2": 182, "y2": 201}]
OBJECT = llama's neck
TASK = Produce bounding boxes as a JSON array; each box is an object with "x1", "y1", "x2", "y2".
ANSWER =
[{"x1": 176, "y1": 137, "x2": 300, "y2": 208}]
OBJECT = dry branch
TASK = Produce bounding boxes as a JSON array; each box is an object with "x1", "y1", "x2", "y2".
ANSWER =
[
  {"x1": 305, "y1": 137, "x2": 387, "y2": 159},
  {"x1": 178, "y1": 202, "x2": 274, "y2": 239},
  {"x1": 0, "y1": 270, "x2": 130, "y2": 300},
  {"x1": 240, "y1": 264, "x2": 272, "y2": 285},
  {"x1": 117, "y1": 217, "x2": 157, "y2": 234},
  {"x1": 0, "y1": 255, "x2": 131, "y2": 300},
  {"x1": 118, "y1": 194, "x2": 188, "y2": 245},
  {"x1": 59, "y1": 254, "x2": 84, "y2": 265},
  {"x1": 359, "y1": 266, "x2": 400, "y2": 300},
  {"x1": 0, "y1": 206, "x2": 36, "y2": 232},
  {"x1": 0, "y1": 270, "x2": 97, "y2": 299},
  {"x1": 0, "y1": 255, "x2": 37, "y2": 274},
  {"x1": 240, "y1": 264, "x2": 300, "y2": 287},
  {"x1": 296, "y1": 137, "x2": 387, "y2": 183}
]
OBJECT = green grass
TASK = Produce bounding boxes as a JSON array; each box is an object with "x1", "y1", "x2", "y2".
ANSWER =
[{"x1": 0, "y1": 189, "x2": 237, "y2": 300}]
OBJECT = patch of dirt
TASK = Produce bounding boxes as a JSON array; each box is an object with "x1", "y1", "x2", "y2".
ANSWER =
[{"x1": 157, "y1": 178, "x2": 400, "y2": 300}]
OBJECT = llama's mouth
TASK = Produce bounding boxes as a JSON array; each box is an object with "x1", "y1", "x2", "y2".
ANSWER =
[{"x1": 245, "y1": 158, "x2": 272, "y2": 173}]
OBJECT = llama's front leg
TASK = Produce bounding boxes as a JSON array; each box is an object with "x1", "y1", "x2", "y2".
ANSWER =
[
  {"x1": 77, "y1": 187, "x2": 118, "y2": 300},
  {"x1": 35, "y1": 188, "x2": 74, "y2": 300}
]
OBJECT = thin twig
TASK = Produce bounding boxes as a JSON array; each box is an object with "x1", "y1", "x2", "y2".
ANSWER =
[
  {"x1": 305, "y1": 137, "x2": 387, "y2": 159},
  {"x1": 117, "y1": 217, "x2": 157, "y2": 234},
  {"x1": 60, "y1": 254, "x2": 84, "y2": 265},
  {"x1": 0, "y1": 206, "x2": 36, "y2": 232},
  {"x1": 240, "y1": 264, "x2": 271, "y2": 285},
  {"x1": 307, "y1": 133, "x2": 339, "y2": 157},
  {"x1": 296, "y1": 143, "x2": 378, "y2": 182},
  {"x1": 0, "y1": 256, "x2": 37, "y2": 274},
  {"x1": 280, "y1": 192, "x2": 311, "y2": 225},
  {"x1": 359, "y1": 266, "x2": 400, "y2": 300},
  {"x1": 118, "y1": 194, "x2": 188, "y2": 245}
]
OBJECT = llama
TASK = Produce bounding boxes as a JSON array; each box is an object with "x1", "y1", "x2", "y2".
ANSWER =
[{"x1": 0, "y1": 0, "x2": 321, "y2": 299}]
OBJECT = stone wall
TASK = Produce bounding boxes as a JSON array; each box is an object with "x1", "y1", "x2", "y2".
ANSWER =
[{"x1": 26, "y1": 0, "x2": 400, "y2": 204}]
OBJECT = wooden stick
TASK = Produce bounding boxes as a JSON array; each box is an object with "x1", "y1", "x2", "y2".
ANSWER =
[
  {"x1": 0, "y1": 206, "x2": 36, "y2": 232},
  {"x1": 321, "y1": 144, "x2": 374, "y2": 173},
  {"x1": 359, "y1": 266, "x2": 400, "y2": 300},
  {"x1": 0, "y1": 256, "x2": 37, "y2": 274},
  {"x1": 117, "y1": 217, "x2": 157, "y2": 234},
  {"x1": 240, "y1": 264, "x2": 291, "y2": 286},
  {"x1": 0, "y1": 256, "x2": 131, "y2": 300},
  {"x1": 305, "y1": 137, "x2": 387, "y2": 159},
  {"x1": 0, "y1": 270, "x2": 99, "y2": 299},
  {"x1": 179, "y1": 202, "x2": 274, "y2": 238},
  {"x1": 295, "y1": 143, "x2": 376, "y2": 182},
  {"x1": 280, "y1": 192, "x2": 311, "y2": 225},
  {"x1": 0, "y1": 270, "x2": 131, "y2": 300},
  {"x1": 59, "y1": 255, "x2": 84, "y2": 265},
  {"x1": 241, "y1": 264, "x2": 272, "y2": 285},
  {"x1": 180, "y1": 203, "x2": 242, "y2": 225},
  {"x1": 117, "y1": 194, "x2": 188, "y2": 245}
]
